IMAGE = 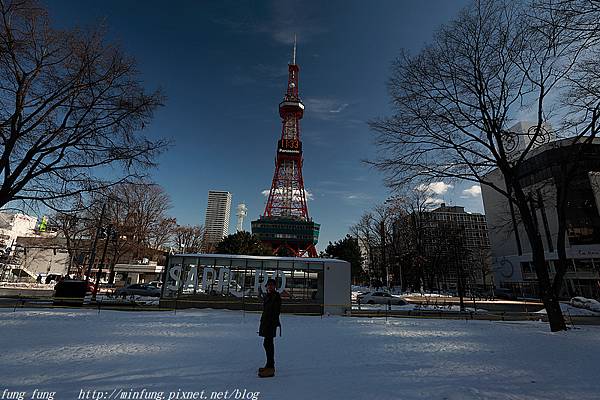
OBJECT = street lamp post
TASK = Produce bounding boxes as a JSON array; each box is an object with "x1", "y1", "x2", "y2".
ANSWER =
[{"x1": 85, "y1": 202, "x2": 106, "y2": 284}]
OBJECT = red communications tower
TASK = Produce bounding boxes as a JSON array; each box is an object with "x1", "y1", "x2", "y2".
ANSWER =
[{"x1": 251, "y1": 40, "x2": 320, "y2": 257}]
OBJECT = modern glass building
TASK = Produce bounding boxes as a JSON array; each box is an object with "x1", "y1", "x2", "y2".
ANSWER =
[
  {"x1": 482, "y1": 137, "x2": 600, "y2": 299},
  {"x1": 160, "y1": 254, "x2": 350, "y2": 315}
]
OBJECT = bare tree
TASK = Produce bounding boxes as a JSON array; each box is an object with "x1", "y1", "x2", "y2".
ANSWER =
[
  {"x1": 350, "y1": 212, "x2": 381, "y2": 285},
  {"x1": 53, "y1": 209, "x2": 92, "y2": 276},
  {"x1": 56, "y1": 181, "x2": 174, "y2": 282},
  {"x1": 100, "y1": 182, "x2": 172, "y2": 262},
  {"x1": 174, "y1": 224, "x2": 204, "y2": 253},
  {"x1": 350, "y1": 201, "x2": 404, "y2": 287},
  {"x1": 150, "y1": 217, "x2": 177, "y2": 251},
  {"x1": 0, "y1": 0, "x2": 167, "y2": 210},
  {"x1": 369, "y1": 0, "x2": 600, "y2": 331},
  {"x1": 390, "y1": 187, "x2": 439, "y2": 292}
]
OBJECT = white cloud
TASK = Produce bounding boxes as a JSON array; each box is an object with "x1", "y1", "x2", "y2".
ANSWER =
[
  {"x1": 416, "y1": 181, "x2": 454, "y2": 195},
  {"x1": 329, "y1": 103, "x2": 349, "y2": 113},
  {"x1": 424, "y1": 197, "x2": 445, "y2": 206},
  {"x1": 304, "y1": 98, "x2": 350, "y2": 119},
  {"x1": 343, "y1": 193, "x2": 374, "y2": 202},
  {"x1": 462, "y1": 185, "x2": 482, "y2": 198}
]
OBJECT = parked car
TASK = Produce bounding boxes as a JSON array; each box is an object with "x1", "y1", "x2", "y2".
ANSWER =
[
  {"x1": 352, "y1": 290, "x2": 370, "y2": 301},
  {"x1": 114, "y1": 283, "x2": 161, "y2": 298},
  {"x1": 53, "y1": 279, "x2": 88, "y2": 306},
  {"x1": 44, "y1": 274, "x2": 63, "y2": 284},
  {"x1": 147, "y1": 281, "x2": 163, "y2": 288},
  {"x1": 492, "y1": 288, "x2": 517, "y2": 300},
  {"x1": 358, "y1": 291, "x2": 408, "y2": 305}
]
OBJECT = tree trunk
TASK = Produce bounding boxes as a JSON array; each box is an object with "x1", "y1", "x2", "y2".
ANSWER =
[
  {"x1": 553, "y1": 216, "x2": 569, "y2": 299},
  {"x1": 457, "y1": 263, "x2": 465, "y2": 312},
  {"x1": 513, "y1": 185, "x2": 566, "y2": 331}
]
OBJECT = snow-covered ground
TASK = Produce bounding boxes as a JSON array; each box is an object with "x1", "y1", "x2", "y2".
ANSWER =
[{"x1": 2, "y1": 308, "x2": 599, "y2": 400}]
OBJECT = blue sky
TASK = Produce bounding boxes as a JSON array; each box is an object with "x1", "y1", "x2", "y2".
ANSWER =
[{"x1": 47, "y1": 0, "x2": 483, "y2": 248}]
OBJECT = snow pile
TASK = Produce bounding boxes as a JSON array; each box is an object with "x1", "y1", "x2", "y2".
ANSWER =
[
  {"x1": 95, "y1": 294, "x2": 160, "y2": 306},
  {"x1": 351, "y1": 286, "x2": 452, "y2": 299},
  {"x1": 570, "y1": 297, "x2": 600, "y2": 313},
  {"x1": 2, "y1": 308, "x2": 599, "y2": 400},
  {"x1": 405, "y1": 292, "x2": 452, "y2": 298},
  {"x1": 353, "y1": 303, "x2": 488, "y2": 313},
  {"x1": 0, "y1": 282, "x2": 55, "y2": 289},
  {"x1": 535, "y1": 302, "x2": 600, "y2": 316},
  {"x1": 413, "y1": 304, "x2": 487, "y2": 313}
]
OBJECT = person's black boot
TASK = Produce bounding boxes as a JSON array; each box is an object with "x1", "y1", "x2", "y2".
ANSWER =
[{"x1": 258, "y1": 367, "x2": 275, "y2": 378}]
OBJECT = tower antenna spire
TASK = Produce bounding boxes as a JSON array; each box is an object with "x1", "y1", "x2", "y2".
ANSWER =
[{"x1": 292, "y1": 34, "x2": 296, "y2": 65}]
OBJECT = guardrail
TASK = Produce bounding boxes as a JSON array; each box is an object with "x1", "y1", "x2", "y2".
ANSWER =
[{"x1": 1, "y1": 295, "x2": 599, "y2": 326}]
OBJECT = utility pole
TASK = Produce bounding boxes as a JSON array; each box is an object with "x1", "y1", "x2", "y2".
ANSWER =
[
  {"x1": 380, "y1": 220, "x2": 388, "y2": 289},
  {"x1": 108, "y1": 229, "x2": 119, "y2": 284},
  {"x1": 85, "y1": 202, "x2": 106, "y2": 284}
]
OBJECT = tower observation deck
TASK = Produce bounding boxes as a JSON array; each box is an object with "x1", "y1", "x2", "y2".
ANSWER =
[{"x1": 251, "y1": 40, "x2": 320, "y2": 257}]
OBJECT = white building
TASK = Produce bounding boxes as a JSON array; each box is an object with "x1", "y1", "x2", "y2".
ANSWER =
[
  {"x1": 500, "y1": 121, "x2": 555, "y2": 161},
  {"x1": 111, "y1": 261, "x2": 164, "y2": 286},
  {"x1": 12, "y1": 236, "x2": 69, "y2": 280},
  {"x1": 203, "y1": 191, "x2": 232, "y2": 250},
  {"x1": 481, "y1": 137, "x2": 600, "y2": 299},
  {"x1": 0, "y1": 212, "x2": 37, "y2": 249}
]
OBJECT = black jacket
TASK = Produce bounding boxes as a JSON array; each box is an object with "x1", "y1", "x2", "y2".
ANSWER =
[{"x1": 259, "y1": 290, "x2": 281, "y2": 337}]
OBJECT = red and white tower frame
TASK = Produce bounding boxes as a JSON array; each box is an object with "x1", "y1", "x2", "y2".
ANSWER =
[
  {"x1": 252, "y1": 39, "x2": 320, "y2": 257},
  {"x1": 264, "y1": 40, "x2": 310, "y2": 220}
]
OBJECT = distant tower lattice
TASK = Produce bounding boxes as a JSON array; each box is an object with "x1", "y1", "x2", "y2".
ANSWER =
[
  {"x1": 236, "y1": 203, "x2": 248, "y2": 232},
  {"x1": 251, "y1": 38, "x2": 320, "y2": 257}
]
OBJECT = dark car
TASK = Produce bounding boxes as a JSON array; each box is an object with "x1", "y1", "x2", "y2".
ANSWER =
[
  {"x1": 114, "y1": 283, "x2": 161, "y2": 298},
  {"x1": 45, "y1": 274, "x2": 62, "y2": 284},
  {"x1": 53, "y1": 279, "x2": 87, "y2": 306},
  {"x1": 493, "y1": 288, "x2": 517, "y2": 300}
]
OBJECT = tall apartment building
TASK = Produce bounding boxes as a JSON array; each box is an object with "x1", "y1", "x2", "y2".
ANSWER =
[{"x1": 202, "y1": 191, "x2": 232, "y2": 251}]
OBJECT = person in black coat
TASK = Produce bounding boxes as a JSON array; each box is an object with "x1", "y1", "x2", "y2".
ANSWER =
[{"x1": 258, "y1": 278, "x2": 281, "y2": 378}]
